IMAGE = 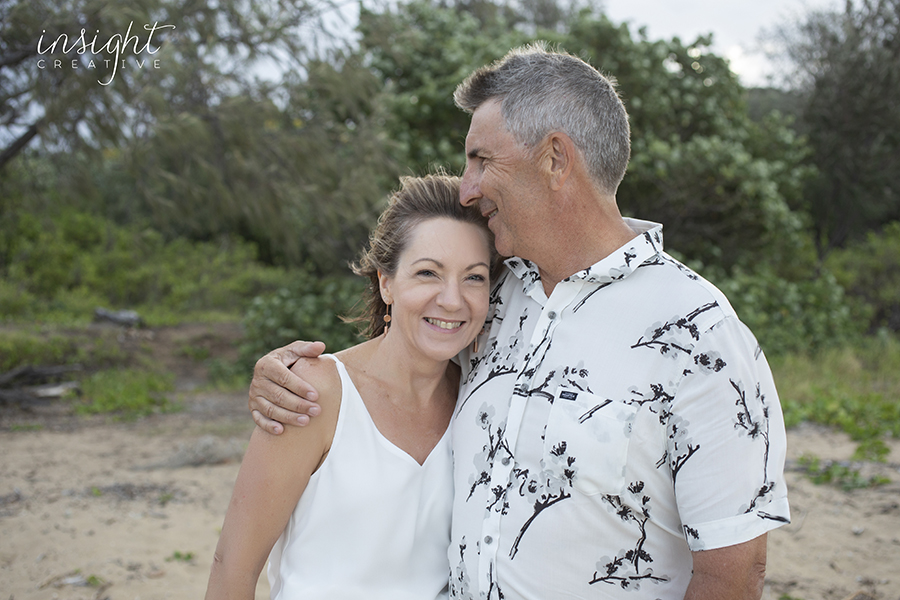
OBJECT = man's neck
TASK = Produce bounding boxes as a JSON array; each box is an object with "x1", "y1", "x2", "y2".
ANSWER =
[{"x1": 535, "y1": 215, "x2": 638, "y2": 296}]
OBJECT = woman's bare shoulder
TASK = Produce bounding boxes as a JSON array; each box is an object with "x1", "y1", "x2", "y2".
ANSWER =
[
  {"x1": 290, "y1": 354, "x2": 342, "y2": 402},
  {"x1": 253, "y1": 354, "x2": 342, "y2": 450}
]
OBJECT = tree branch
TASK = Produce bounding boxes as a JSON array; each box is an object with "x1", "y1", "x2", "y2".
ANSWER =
[{"x1": 0, "y1": 119, "x2": 42, "y2": 171}]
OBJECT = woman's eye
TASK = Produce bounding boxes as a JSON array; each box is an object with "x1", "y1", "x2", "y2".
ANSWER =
[
  {"x1": 467, "y1": 274, "x2": 486, "y2": 282},
  {"x1": 417, "y1": 270, "x2": 436, "y2": 277}
]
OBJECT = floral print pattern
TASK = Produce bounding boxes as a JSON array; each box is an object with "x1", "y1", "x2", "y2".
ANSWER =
[{"x1": 448, "y1": 219, "x2": 790, "y2": 600}]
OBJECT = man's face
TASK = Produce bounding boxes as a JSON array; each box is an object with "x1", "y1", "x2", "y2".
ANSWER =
[{"x1": 461, "y1": 100, "x2": 546, "y2": 259}]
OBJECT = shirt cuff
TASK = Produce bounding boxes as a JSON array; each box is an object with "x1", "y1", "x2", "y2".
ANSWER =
[{"x1": 683, "y1": 496, "x2": 791, "y2": 551}]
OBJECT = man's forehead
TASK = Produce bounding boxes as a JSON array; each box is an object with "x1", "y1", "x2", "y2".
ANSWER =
[{"x1": 465, "y1": 100, "x2": 504, "y2": 150}]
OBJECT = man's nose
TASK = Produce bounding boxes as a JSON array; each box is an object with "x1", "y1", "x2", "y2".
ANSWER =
[{"x1": 460, "y1": 169, "x2": 480, "y2": 207}]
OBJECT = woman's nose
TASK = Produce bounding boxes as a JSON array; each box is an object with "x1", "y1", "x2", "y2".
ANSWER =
[{"x1": 436, "y1": 281, "x2": 463, "y2": 310}]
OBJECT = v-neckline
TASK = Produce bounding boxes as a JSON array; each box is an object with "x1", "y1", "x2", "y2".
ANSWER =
[{"x1": 330, "y1": 355, "x2": 451, "y2": 468}]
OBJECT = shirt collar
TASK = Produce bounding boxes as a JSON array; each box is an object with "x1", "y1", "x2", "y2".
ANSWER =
[{"x1": 504, "y1": 218, "x2": 664, "y2": 296}]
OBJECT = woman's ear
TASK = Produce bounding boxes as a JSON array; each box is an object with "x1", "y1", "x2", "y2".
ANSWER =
[{"x1": 378, "y1": 270, "x2": 392, "y2": 306}]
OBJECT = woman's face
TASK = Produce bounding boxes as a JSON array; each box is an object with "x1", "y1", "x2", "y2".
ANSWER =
[{"x1": 380, "y1": 217, "x2": 492, "y2": 362}]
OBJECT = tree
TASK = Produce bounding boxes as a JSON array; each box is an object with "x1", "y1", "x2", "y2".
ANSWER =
[
  {"x1": 354, "y1": 2, "x2": 813, "y2": 271},
  {"x1": 767, "y1": 0, "x2": 900, "y2": 254},
  {"x1": 127, "y1": 53, "x2": 401, "y2": 272},
  {"x1": 0, "y1": 0, "x2": 332, "y2": 170},
  {"x1": 356, "y1": 0, "x2": 527, "y2": 174},
  {"x1": 558, "y1": 11, "x2": 814, "y2": 271},
  {"x1": 1, "y1": 0, "x2": 402, "y2": 272}
]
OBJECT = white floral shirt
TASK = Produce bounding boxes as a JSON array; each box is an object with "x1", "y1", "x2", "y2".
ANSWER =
[{"x1": 449, "y1": 219, "x2": 790, "y2": 600}]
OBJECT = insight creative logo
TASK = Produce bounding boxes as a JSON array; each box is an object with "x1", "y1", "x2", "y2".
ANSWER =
[{"x1": 36, "y1": 21, "x2": 176, "y2": 86}]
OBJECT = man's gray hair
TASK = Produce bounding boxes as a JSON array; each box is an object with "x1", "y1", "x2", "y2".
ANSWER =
[{"x1": 454, "y1": 42, "x2": 630, "y2": 195}]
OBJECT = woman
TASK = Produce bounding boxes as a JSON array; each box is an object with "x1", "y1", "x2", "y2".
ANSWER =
[{"x1": 205, "y1": 174, "x2": 495, "y2": 600}]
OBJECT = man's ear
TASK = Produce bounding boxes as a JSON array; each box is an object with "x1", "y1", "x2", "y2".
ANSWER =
[{"x1": 540, "y1": 132, "x2": 577, "y2": 191}]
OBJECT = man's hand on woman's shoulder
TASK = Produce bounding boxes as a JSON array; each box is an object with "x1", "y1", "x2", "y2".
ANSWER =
[{"x1": 248, "y1": 340, "x2": 326, "y2": 434}]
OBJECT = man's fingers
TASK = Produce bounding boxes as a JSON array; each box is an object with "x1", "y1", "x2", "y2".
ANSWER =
[
  {"x1": 272, "y1": 362, "x2": 321, "y2": 405},
  {"x1": 251, "y1": 409, "x2": 284, "y2": 435},
  {"x1": 276, "y1": 340, "x2": 326, "y2": 367},
  {"x1": 247, "y1": 342, "x2": 324, "y2": 433},
  {"x1": 262, "y1": 388, "x2": 317, "y2": 424},
  {"x1": 255, "y1": 346, "x2": 322, "y2": 403}
]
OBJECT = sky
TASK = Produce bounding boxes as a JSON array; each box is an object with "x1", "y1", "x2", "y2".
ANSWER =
[{"x1": 601, "y1": 0, "x2": 840, "y2": 86}]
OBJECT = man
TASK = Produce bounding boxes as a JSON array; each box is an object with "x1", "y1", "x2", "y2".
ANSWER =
[{"x1": 249, "y1": 43, "x2": 790, "y2": 599}]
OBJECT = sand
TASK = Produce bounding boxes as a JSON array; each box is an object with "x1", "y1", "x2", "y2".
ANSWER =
[{"x1": 1, "y1": 391, "x2": 899, "y2": 600}]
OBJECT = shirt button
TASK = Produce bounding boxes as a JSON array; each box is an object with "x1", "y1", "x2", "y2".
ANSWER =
[
  {"x1": 547, "y1": 311, "x2": 557, "y2": 320},
  {"x1": 484, "y1": 535, "x2": 493, "y2": 545},
  {"x1": 501, "y1": 456, "x2": 510, "y2": 466}
]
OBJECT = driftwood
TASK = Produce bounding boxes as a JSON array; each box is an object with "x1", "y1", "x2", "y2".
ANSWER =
[
  {"x1": 0, "y1": 364, "x2": 82, "y2": 407},
  {"x1": 94, "y1": 307, "x2": 143, "y2": 328},
  {"x1": 0, "y1": 364, "x2": 82, "y2": 388}
]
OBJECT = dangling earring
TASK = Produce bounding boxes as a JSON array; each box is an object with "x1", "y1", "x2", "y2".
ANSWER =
[
  {"x1": 383, "y1": 303, "x2": 392, "y2": 334},
  {"x1": 472, "y1": 325, "x2": 485, "y2": 353}
]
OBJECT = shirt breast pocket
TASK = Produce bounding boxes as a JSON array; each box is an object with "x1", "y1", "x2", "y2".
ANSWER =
[{"x1": 542, "y1": 388, "x2": 637, "y2": 496}]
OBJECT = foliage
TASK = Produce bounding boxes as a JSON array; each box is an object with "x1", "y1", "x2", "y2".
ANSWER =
[
  {"x1": 2, "y1": 0, "x2": 393, "y2": 273},
  {"x1": 771, "y1": 333, "x2": 900, "y2": 460},
  {"x1": 767, "y1": 0, "x2": 900, "y2": 252},
  {"x1": 706, "y1": 263, "x2": 860, "y2": 357},
  {"x1": 625, "y1": 133, "x2": 810, "y2": 270},
  {"x1": 358, "y1": 4, "x2": 816, "y2": 275},
  {"x1": 128, "y1": 55, "x2": 400, "y2": 272},
  {"x1": 0, "y1": 326, "x2": 127, "y2": 372},
  {"x1": 797, "y1": 454, "x2": 890, "y2": 490},
  {"x1": 72, "y1": 368, "x2": 175, "y2": 417},
  {"x1": 0, "y1": 329, "x2": 80, "y2": 372},
  {"x1": 0, "y1": 0, "x2": 332, "y2": 169},
  {"x1": 240, "y1": 269, "x2": 366, "y2": 365},
  {"x1": 0, "y1": 207, "x2": 287, "y2": 325},
  {"x1": 746, "y1": 88, "x2": 804, "y2": 123},
  {"x1": 165, "y1": 551, "x2": 196, "y2": 563},
  {"x1": 563, "y1": 13, "x2": 815, "y2": 271},
  {"x1": 825, "y1": 221, "x2": 900, "y2": 332},
  {"x1": 0, "y1": 0, "x2": 883, "y2": 393},
  {"x1": 357, "y1": 0, "x2": 526, "y2": 174}
]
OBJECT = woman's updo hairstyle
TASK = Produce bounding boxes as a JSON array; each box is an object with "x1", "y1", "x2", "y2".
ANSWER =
[{"x1": 351, "y1": 173, "x2": 495, "y2": 339}]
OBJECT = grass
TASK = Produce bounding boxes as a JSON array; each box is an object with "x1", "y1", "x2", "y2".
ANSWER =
[
  {"x1": 0, "y1": 325, "x2": 129, "y2": 372},
  {"x1": 71, "y1": 369, "x2": 177, "y2": 418},
  {"x1": 166, "y1": 550, "x2": 196, "y2": 563},
  {"x1": 796, "y1": 454, "x2": 891, "y2": 491},
  {"x1": 771, "y1": 332, "x2": 900, "y2": 489},
  {"x1": 770, "y1": 332, "x2": 900, "y2": 462}
]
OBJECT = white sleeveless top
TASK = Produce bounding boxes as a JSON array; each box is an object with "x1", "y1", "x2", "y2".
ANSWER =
[{"x1": 267, "y1": 354, "x2": 453, "y2": 600}]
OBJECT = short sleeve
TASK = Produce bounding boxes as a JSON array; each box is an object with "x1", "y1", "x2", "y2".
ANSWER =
[{"x1": 669, "y1": 316, "x2": 791, "y2": 551}]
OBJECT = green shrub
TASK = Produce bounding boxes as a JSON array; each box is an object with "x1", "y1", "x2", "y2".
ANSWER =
[
  {"x1": 706, "y1": 264, "x2": 860, "y2": 357},
  {"x1": 0, "y1": 280, "x2": 37, "y2": 319},
  {"x1": 240, "y1": 269, "x2": 366, "y2": 365},
  {"x1": 826, "y1": 221, "x2": 900, "y2": 332},
  {"x1": 797, "y1": 454, "x2": 890, "y2": 490},
  {"x1": 0, "y1": 209, "x2": 287, "y2": 325},
  {"x1": 0, "y1": 326, "x2": 130, "y2": 372},
  {"x1": 73, "y1": 369, "x2": 176, "y2": 417},
  {"x1": 0, "y1": 329, "x2": 79, "y2": 372}
]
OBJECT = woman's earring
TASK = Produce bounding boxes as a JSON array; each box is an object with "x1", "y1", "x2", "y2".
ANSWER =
[
  {"x1": 383, "y1": 303, "x2": 392, "y2": 334},
  {"x1": 472, "y1": 325, "x2": 486, "y2": 354}
]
